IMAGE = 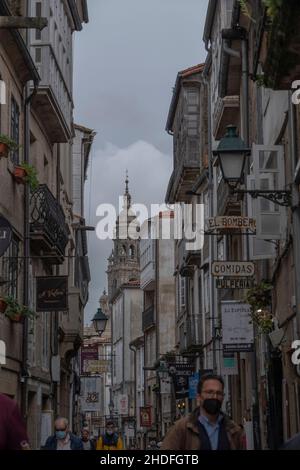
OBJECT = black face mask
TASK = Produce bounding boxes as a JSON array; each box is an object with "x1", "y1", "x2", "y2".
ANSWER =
[{"x1": 202, "y1": 398, "x2": 222, "y2": 415}]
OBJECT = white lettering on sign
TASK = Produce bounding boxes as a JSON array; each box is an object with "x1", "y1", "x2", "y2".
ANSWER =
[{"x1": 212, "y1": 262, "x2": 255, "y2": 277}]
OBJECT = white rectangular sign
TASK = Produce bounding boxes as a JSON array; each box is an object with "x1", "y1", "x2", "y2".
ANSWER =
[
  {"x1": 118, "y1": 394, "x2": 129, "y2": 415},
  {"x1": 221, "y1": 302, "x2": 254, "y2": 352},
  {"x1": 212, "y1": 261, "x2": 255, "y2": 277},
  {"x1": 81, "y1": 377, "x2": 101, "y2": 412}
]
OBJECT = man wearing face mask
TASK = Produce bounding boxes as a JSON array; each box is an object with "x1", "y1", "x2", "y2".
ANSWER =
[
  {"x1": 96, "y1": 421, "x2": 123, "y2": 450},
  {"x1": 162, "y1": 374, "x2": 245, "y2": 450},
  {"x1": 43, "y1": 417, "x2": 83, "y2": 450}
]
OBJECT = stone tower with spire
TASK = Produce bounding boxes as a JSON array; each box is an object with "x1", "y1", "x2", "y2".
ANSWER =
[{"x1": 106, "y1": 173, "x2": 140, "y2": 301}]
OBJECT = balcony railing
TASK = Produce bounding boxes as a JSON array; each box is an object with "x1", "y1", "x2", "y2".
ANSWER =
[
  {"x1": 179, "y1": 315, "x2": 203, "y2": 355},
  {"x1": 142, "y1": 305, "x2": 155, "y2": 332},
  {"x1": 30, "y1": 184, "x2": 69, "y2": 264}
]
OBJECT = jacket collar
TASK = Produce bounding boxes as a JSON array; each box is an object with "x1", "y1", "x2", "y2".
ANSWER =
[{"x1": 186, "y1": 407, "x2": 239, "y2": 437}]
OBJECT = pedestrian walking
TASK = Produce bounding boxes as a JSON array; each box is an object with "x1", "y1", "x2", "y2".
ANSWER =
[
  {"x1": 0, "y1": 393, "x2": 30, "y2": 450},
  {"x1": 80, "y1": 428, "x2": 95, "y2": 450},
  {"x1": 43, "y1": 417, "x2": 83, "y2": 450},
  {"x1": 162, "y1": 373, "x2": 245, "y2": 450},
  {"x1": 280, "y1": 432, "x2": 300, "y2": 450},
  {"x1": 96, "y1": 420, "x2": 123, "y2": 450}
]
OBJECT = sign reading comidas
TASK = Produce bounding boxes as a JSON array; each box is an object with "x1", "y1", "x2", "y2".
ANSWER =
[
  {"x1": 36, "y1": 276, "x2": 68, "y2": 311},
  {"x1": 212, "y1": 261, "x2": 255, "y2": 277}
]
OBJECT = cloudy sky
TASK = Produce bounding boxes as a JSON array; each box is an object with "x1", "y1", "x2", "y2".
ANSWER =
[{"x1": 73, "y1": 0, "x2": 209, "y2": 323}]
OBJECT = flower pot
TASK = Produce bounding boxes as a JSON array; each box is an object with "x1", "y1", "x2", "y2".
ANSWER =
[
  {"x1": 0, "y1": 298, "x2": 7, "y2": 313},
  {"x1": 13, "y1": 166, "x2": 26, "y2": 184},
  {"x1": 0, "y1": 142, "x2": 9, "y2": 158},
  {"x1": 8, "y1": 312, "x2": 23, "y2": 322}
]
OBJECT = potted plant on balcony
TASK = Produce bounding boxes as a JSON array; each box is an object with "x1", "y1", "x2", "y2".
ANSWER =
[
  {"x1": 245, "y1": 281, "x2": 274, "y2": 334},
  {"x1": 13, "y1": 162, "x2": 39, "y2": 191},
  {"x1": 0, "y1": 135, "x2": 19, "y2": 158},
  {"x1": 4, "y1": 296, "x2": 36, "y2": 322}
]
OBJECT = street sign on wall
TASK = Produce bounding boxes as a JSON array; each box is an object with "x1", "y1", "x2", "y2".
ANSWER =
[
  {"x1": 207, "y1": 216, "x2": 256, "y2": 231},
  {"x1": 221, "y1": 302, "x2": 254, "y2": 352},
  {"x1": 216, "y1": 278, "x2": 255, "y2": 289},
  {"x1": 212, "y1": 262, "x2": 255, "y2": 277}
]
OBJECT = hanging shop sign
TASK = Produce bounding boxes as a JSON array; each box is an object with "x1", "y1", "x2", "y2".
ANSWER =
[
  {"x1": 118, "y1": 395, "x2": 129, "y2": 415},
  {"x1": 212, "y1": 261, "x2": 255, "y2": 277},
  {"x1": 81, "y1": 345, "x2": 99, "y2": 374},
  {"x1": 0, "y1": 215, "x2": 12, "y2": 257},
  {"x1": 140, "y1": 407, "x2": 152, "y2": 428},
  {"x1": 216, "y1": 278, "x2": 255, "y2": 289},
  {"x1": 221, "y1": 301, "x2": 254, "y2": 352},
  {"x1": 207, "y1": 216, "x2": 256, "y2": 231},
  {"x1": 81, "y1": 377, "x2": 101, "y2": 412},
  {"x1": 172, "y1": 363, "x2": 195, "y2": 400},
  {"x1": 36, "y1": 276, "x2": 68, "y2": 311},
  {"x1": 222, "y1": 353, "x2": 238, "y2": 376}
]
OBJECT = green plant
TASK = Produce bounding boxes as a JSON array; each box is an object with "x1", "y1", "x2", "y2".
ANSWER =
[
  {"x1": 263, "y1": 0, "x2": 283, "y2": 19},
  {"x1": 19, "y1": 163, "x2": 39, "y2": 192},
  {"x1": 0, "y1": 134, "x2": 19, "y2": 151},
  {"x1": 239, "y1": 0, "x2": 256, "y2": 22},
  {"x1": 246, "y1": 281, "x2": 274, "y2": 334},
  {"x1": 3, "y1": 295, "x2": 36, "y2": 321}
]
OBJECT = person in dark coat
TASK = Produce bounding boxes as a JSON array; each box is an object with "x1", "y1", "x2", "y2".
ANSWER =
[
  {"x1": 281, "y1": 433, "x2": 300, "y2": 450},
  {"x1": 44, "y1": 417, "x2": 83, "y2": 450},
  {"x1": 80, "y1": 428, "x2": 95, "y2": 450},
  {"x1": 0, "y1": 393, "x2": 29, "y2": 450},
  {"x1": 162, "y1": 373, "x2": 245, "y2": 451}
]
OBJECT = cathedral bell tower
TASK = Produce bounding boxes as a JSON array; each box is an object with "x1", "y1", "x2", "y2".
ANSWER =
[{"x1": 106, "y1": 173, "x2": 140, "y2": 301}]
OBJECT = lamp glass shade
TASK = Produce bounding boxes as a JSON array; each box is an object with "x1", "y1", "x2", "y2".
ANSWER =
[
  {"x1": 214, "y1": 125, "x2": 250, "y2": 184},
  {"x1": 92, "y1": 308, "x2": 108, "y2": 336},
  {"x1": 218, "y1": 151, "x2": 246, "y2": 183}
]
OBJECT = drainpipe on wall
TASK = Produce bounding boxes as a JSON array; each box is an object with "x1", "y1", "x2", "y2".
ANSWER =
[
  {"x1": 129, "y1": 342, "x2": 137, "y2": 445},
  {"x1": 221, "y1": 26, "x2": 261, "y2": 449},
  {"x1": 21, "y1": 14, "x2": 40, "y2": 418},
  {"x1": 289, "y1": 92, "x2": 300, "y2": 337}
]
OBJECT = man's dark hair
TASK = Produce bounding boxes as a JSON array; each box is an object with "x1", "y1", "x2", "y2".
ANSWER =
[
  {"x1": 197, "y1": 373, "x2": 225, "y2": 395},
  {"x1": 106, "y1": 420, "x2": 115, "y2": 427}
]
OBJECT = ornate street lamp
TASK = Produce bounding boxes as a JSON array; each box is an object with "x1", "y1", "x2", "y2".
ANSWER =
[
  {"x1": 92, "y1": 307, "x2": 108, "y2": 337},
  {"x1": 214, "y1": 125, "x2": 291, "y2": 207},
  {"x1": 213, "y1": 125, "x2": 250, "y2": 187}
]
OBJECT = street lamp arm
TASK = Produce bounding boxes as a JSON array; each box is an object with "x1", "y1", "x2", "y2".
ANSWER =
[{"x1": 232, "y1": 189, "x2": 292, "y2": 207}]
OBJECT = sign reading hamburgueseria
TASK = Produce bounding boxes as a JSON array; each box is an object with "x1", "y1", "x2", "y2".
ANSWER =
[
  {"x1": 206, "y1": 216, "x2": 256, "y2": 231},
  {"x1": 36, "y1": 276, "x2": 68, "y2": 311},
  {"x1": 212, "y1": 261, "x2": 255, "y2": 277},
  {"x1": 216, "y1": 278, "x2": 255, "y2": 289}
]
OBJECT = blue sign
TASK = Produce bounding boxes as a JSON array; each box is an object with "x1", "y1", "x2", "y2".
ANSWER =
[{"x1": 188, "y1": 372, "x2": 199, "y2": 400}]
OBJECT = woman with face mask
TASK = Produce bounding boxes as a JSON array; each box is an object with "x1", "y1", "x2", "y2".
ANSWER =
[
  {"x1": 43, "y1": 417, "x2": 83, "y2": 450},
  {"x1": 161, "y1": 374, "x2": 246, "y2": 451}
]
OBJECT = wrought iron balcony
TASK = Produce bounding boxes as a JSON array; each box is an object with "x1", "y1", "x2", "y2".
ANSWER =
[
  {"x1": 179, "y1": 315, "x2": 203, "y2": 356},
  {"x1": 142, "y1": 305, "x2": 155, "y2": 332},
  {"x1": 30, "y1": 184, "x2": 69, "y2": 264}
]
